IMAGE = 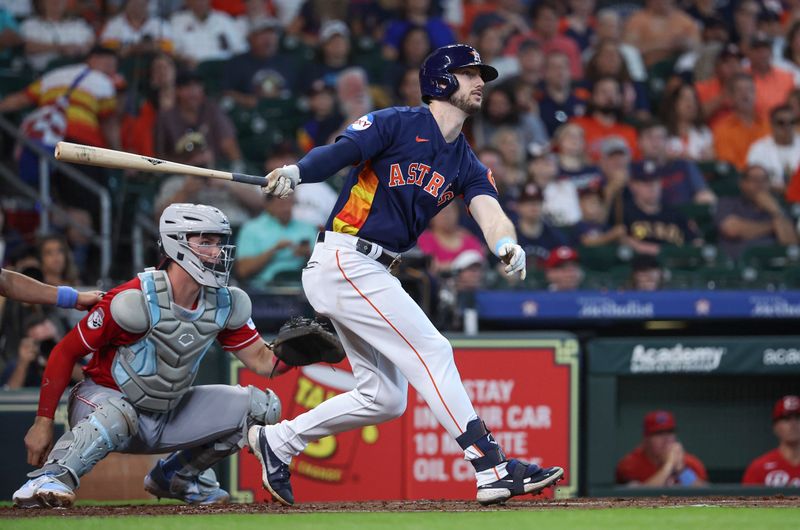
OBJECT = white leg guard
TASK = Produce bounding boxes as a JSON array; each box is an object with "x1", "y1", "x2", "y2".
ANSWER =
[{"x1": 32, "y1": 396, "x2": 138, "y2": 489}]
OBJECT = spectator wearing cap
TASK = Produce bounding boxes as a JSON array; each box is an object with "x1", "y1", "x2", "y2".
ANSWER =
[
  {"x1": 544, "y1": 246, "x2": 584, "y2": 291},
  {"x1": 468, "y1": 2, "x2": 530, "y2": 43},
  {"x1": 571, "y1": 77, "x2": 639, "y2": 162},
  {"x1": 298, "y1": 79, "x2": 342, "y2": 153},
  {"x1": 538, "y1": 51, "x2": 588, "y2": 137},
  {"x1": 418, "y1": 202, "x2": 485, "y2": 274},
  {"x1": 100, "y1": 0, "x2": 174, "y2": 58},
  {"x1": 715, "y1": 164, "x2": 798, "y2": 260},
  {"x1": 712, "y1": 73, "x2": 770, "y2": 170},
  {"x1": 223, "y1": 16, "x2": 298, "y2": 108},
  {"x1": 382, "y1": 0, "x2": 456, "y2": 62},
  {"x1": 20, "y1": 0, "x2": 95, "y2": 72},
  {"x1": 616, "y1": 410, "x2": 708, "y2": 487},
  {"x1": 598, "y1": 136, "x2": 633, "y2": 207},
  {"x1": 660, "y1": 82, "x2": 715, "y2": 162},
  {"x1": 527, "y1": 141, "x2": 581, "y2": 227},
  {"x1": 574, "y1": 183, "x2": 626, "y2": 247},
  {"x1": 504, "y1": 3, "x2": 583, "y2": 78},
  {"x1": 695, "y1": 43, "x2": 744, "y2": 127},
  {"x1": 634, "y1": 120, "x2": 716, "y2": 207},
  {"x1": 155, "y1": 69, "x2": 244, "y2": 169},
  {"x1": 629, "y1": 253, "x2": 663, "y2": 291},
  {"x1": 153, "y1": 131, "x2": 261, "y2": 227},
  {"x1": 301, "y1": 20, "x2": 356, "y2": 92},
  {"x1": 742, "y1": 395, "x2": 800, "y2": 487},
  {"x1": 511, "y1": 182, "x2": 569, "y2": 270},
  {"x1": 748, "y1": 32, "x2": 795, "y2": 119},
  {"x1": 777, "y1": 22, "x2": 800, "y2": 86},
  {"x1": 623, "y1": 0, "x2": 701, "y2": 67},
  {"x1": 589, "y1": 10, "x2": 646, "y2": 84},
  {"x1": 170, "y1": 0, "x2": 247, "y2": 66},
  {"x1": 614, "y1": 163, "x2": 703, "y2": 256},
  {"x1": 746, "y1": 104, "x2": 800, "y2": 191}
]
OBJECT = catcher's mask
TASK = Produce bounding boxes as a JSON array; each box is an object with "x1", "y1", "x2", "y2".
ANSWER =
[{"x1": 159, "y1": 203, "x2": 236, "y2": 288}]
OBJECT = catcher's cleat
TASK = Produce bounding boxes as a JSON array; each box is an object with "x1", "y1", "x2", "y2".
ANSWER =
[
  {"x1": 144, "y1": 460, "x2": 230, "y2": 504},
  {"x1": 476, "y1": 461, "x2": 564, "y2": 506},
  {"x1": 247, "y1": 425, "x2": 294, "y2": 506},
  {"x1": 13, "y1": 474, "x2": 75, "y2": 509}
]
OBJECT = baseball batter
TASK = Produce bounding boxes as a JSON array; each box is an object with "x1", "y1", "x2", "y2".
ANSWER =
[
  {"x1": 249, "y1": 44, "x2": 563, "y2": 506},
  {"x1": 13, "y1": 204, "x2": 282, "y2": 508}
]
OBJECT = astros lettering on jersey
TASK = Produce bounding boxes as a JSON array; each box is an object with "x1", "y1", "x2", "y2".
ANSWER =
[{"x1": 327, "y1": 107, "x2": 498, "y2": 253}]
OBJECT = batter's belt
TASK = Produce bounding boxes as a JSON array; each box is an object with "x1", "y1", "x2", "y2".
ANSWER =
[{"x1": 317, "y1": 231, "x2": 402, "y2": 270}]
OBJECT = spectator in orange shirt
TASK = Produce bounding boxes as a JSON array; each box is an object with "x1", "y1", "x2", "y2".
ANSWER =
[
  {"x1": 712, "y1": 73, "x2": 770, "y2": 169},
  {"x1": 748, "y1": 33, "x2": 796, "y2": 119},
  {"x1": 616, "y1": 410, "x2": 708, "y2": 487},
  {"x1": 623, "y1": 0, "x2": 701, "y2": 67},
  {"x1": 695, "y1": 43, "x2": 744, "y2": 127},
  {"x1": 571, "y1": 77, "x2": 638, "y2": 162}
]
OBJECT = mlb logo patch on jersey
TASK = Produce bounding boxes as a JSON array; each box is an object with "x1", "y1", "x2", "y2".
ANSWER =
[
  {"x1": 348, "y1": 113, "x2": 374, "y2": 131},
  {"x1": 87, "y1": 308, "x2": 105, "y2": 329}
]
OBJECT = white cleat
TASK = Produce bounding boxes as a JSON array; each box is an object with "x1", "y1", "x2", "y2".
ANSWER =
[{"x1": 13, "y1": 474, "x2": 76, "y2": 509}]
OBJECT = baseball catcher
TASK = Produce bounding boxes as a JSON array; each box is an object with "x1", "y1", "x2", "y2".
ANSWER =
[{"x1": 12, "y1": 203, "x2": 341, "y2": 508}]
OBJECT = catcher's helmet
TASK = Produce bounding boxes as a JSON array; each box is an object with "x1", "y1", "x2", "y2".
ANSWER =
[
  {"x1": 159, "y1": 203, "x2": 235, "y2": 288},
  {"x1": 419, "y1": 44, "x2": 498, "y2": 104}
]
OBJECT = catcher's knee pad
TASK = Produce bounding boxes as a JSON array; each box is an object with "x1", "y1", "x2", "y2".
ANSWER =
[{"x1": 33, "y1": 397, "x2": 139, "y2": 488}]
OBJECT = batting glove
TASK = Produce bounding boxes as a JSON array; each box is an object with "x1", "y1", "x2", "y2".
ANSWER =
[
  {"x1": 263, "y1": 164, "x2": 300, "y2": 198},
  {"x1": 496, "y1": 239, "x2": 527, "y2": 280}
]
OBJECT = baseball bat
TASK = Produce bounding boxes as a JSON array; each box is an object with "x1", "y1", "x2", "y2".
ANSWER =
[{"x1": 53, "y1": 141, "x2": 268, "y2": 186}]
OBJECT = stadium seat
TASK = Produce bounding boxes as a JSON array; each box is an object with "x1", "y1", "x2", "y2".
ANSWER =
[
  {"x1": 578, "y1": 244, "x2": 628, "y2": 271},
  {"x1": 698, "y1": 264, "x2": 744, "y2": 290},
  {"x1": 740, "y1": 244, "x2": 800, "y2": 271},
  {"x1": 659, "y1": 244, "x2": 716, "y2": 271},
  {"x1": 697, "y1": 160, "x2": 741, "y2": 197},
  {"x1": 677, "y1": 203, "x2": 716, "y2": 242}
]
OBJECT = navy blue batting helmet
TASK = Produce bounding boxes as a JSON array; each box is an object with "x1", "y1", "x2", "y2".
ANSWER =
[{"x1": 419, "y1": 44, "x2": 499, "y2": 104}]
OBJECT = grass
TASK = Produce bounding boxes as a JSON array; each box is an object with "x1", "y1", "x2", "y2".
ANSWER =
[{"x1": 2, "y1": 508, "x2": 799, "y2": 530}]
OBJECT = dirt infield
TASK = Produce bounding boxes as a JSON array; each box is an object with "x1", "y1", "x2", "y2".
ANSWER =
[{"x1": 2, "y1": 496, "x2": 798, "y2": 517}]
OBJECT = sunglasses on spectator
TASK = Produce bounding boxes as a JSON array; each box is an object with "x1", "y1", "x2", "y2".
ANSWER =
[{"x1": 773, "y1": 118, "x2": 798, "y2": 126}]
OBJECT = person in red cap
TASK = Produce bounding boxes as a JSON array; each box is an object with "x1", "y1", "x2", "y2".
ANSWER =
[
  {"x1": 742, "y1": 395, "x2": 800, "y2": 487},
  {"x1": 616, "y1": 410, "x2": 708, "y2": 486},
  {"x1": 544, "y1": 246, "x2": 584, "y2": 291}
]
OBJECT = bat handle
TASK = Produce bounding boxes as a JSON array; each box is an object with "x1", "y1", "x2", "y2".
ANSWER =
[{"x1": 231, "y1": 173, "x2": 268, "y2": 186}]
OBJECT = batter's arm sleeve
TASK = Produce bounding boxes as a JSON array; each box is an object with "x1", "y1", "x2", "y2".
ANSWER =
[{"x1": 296, "y1": 137, "x2": 362, "y2": 184}]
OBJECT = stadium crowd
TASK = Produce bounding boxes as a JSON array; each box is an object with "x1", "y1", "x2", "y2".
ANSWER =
[{"x1": 0, "y1": 0, "x2": 797, "y2": 491}]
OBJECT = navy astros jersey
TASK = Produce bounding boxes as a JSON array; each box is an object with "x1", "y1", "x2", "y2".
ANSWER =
[{"x1": 327, "y1": 106, "x2": 498, "y2": 253}]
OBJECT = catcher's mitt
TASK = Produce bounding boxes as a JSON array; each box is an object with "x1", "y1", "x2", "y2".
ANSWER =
[{"x1": 270, "y1": 316, "x2": 345, "y2": 376}]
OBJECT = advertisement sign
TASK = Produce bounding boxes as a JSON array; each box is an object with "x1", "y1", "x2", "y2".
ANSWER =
[
  {"x1": 229, "y1": 335, "x2": 579, "y2": 502},
  {"x1": 588, "y1": 337, "x2": 800, "y2": 374}
]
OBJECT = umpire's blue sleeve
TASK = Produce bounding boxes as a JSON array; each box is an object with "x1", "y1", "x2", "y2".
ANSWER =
[{"x1": 296, "y1": 138, "x2": 362, "y2": 183}]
